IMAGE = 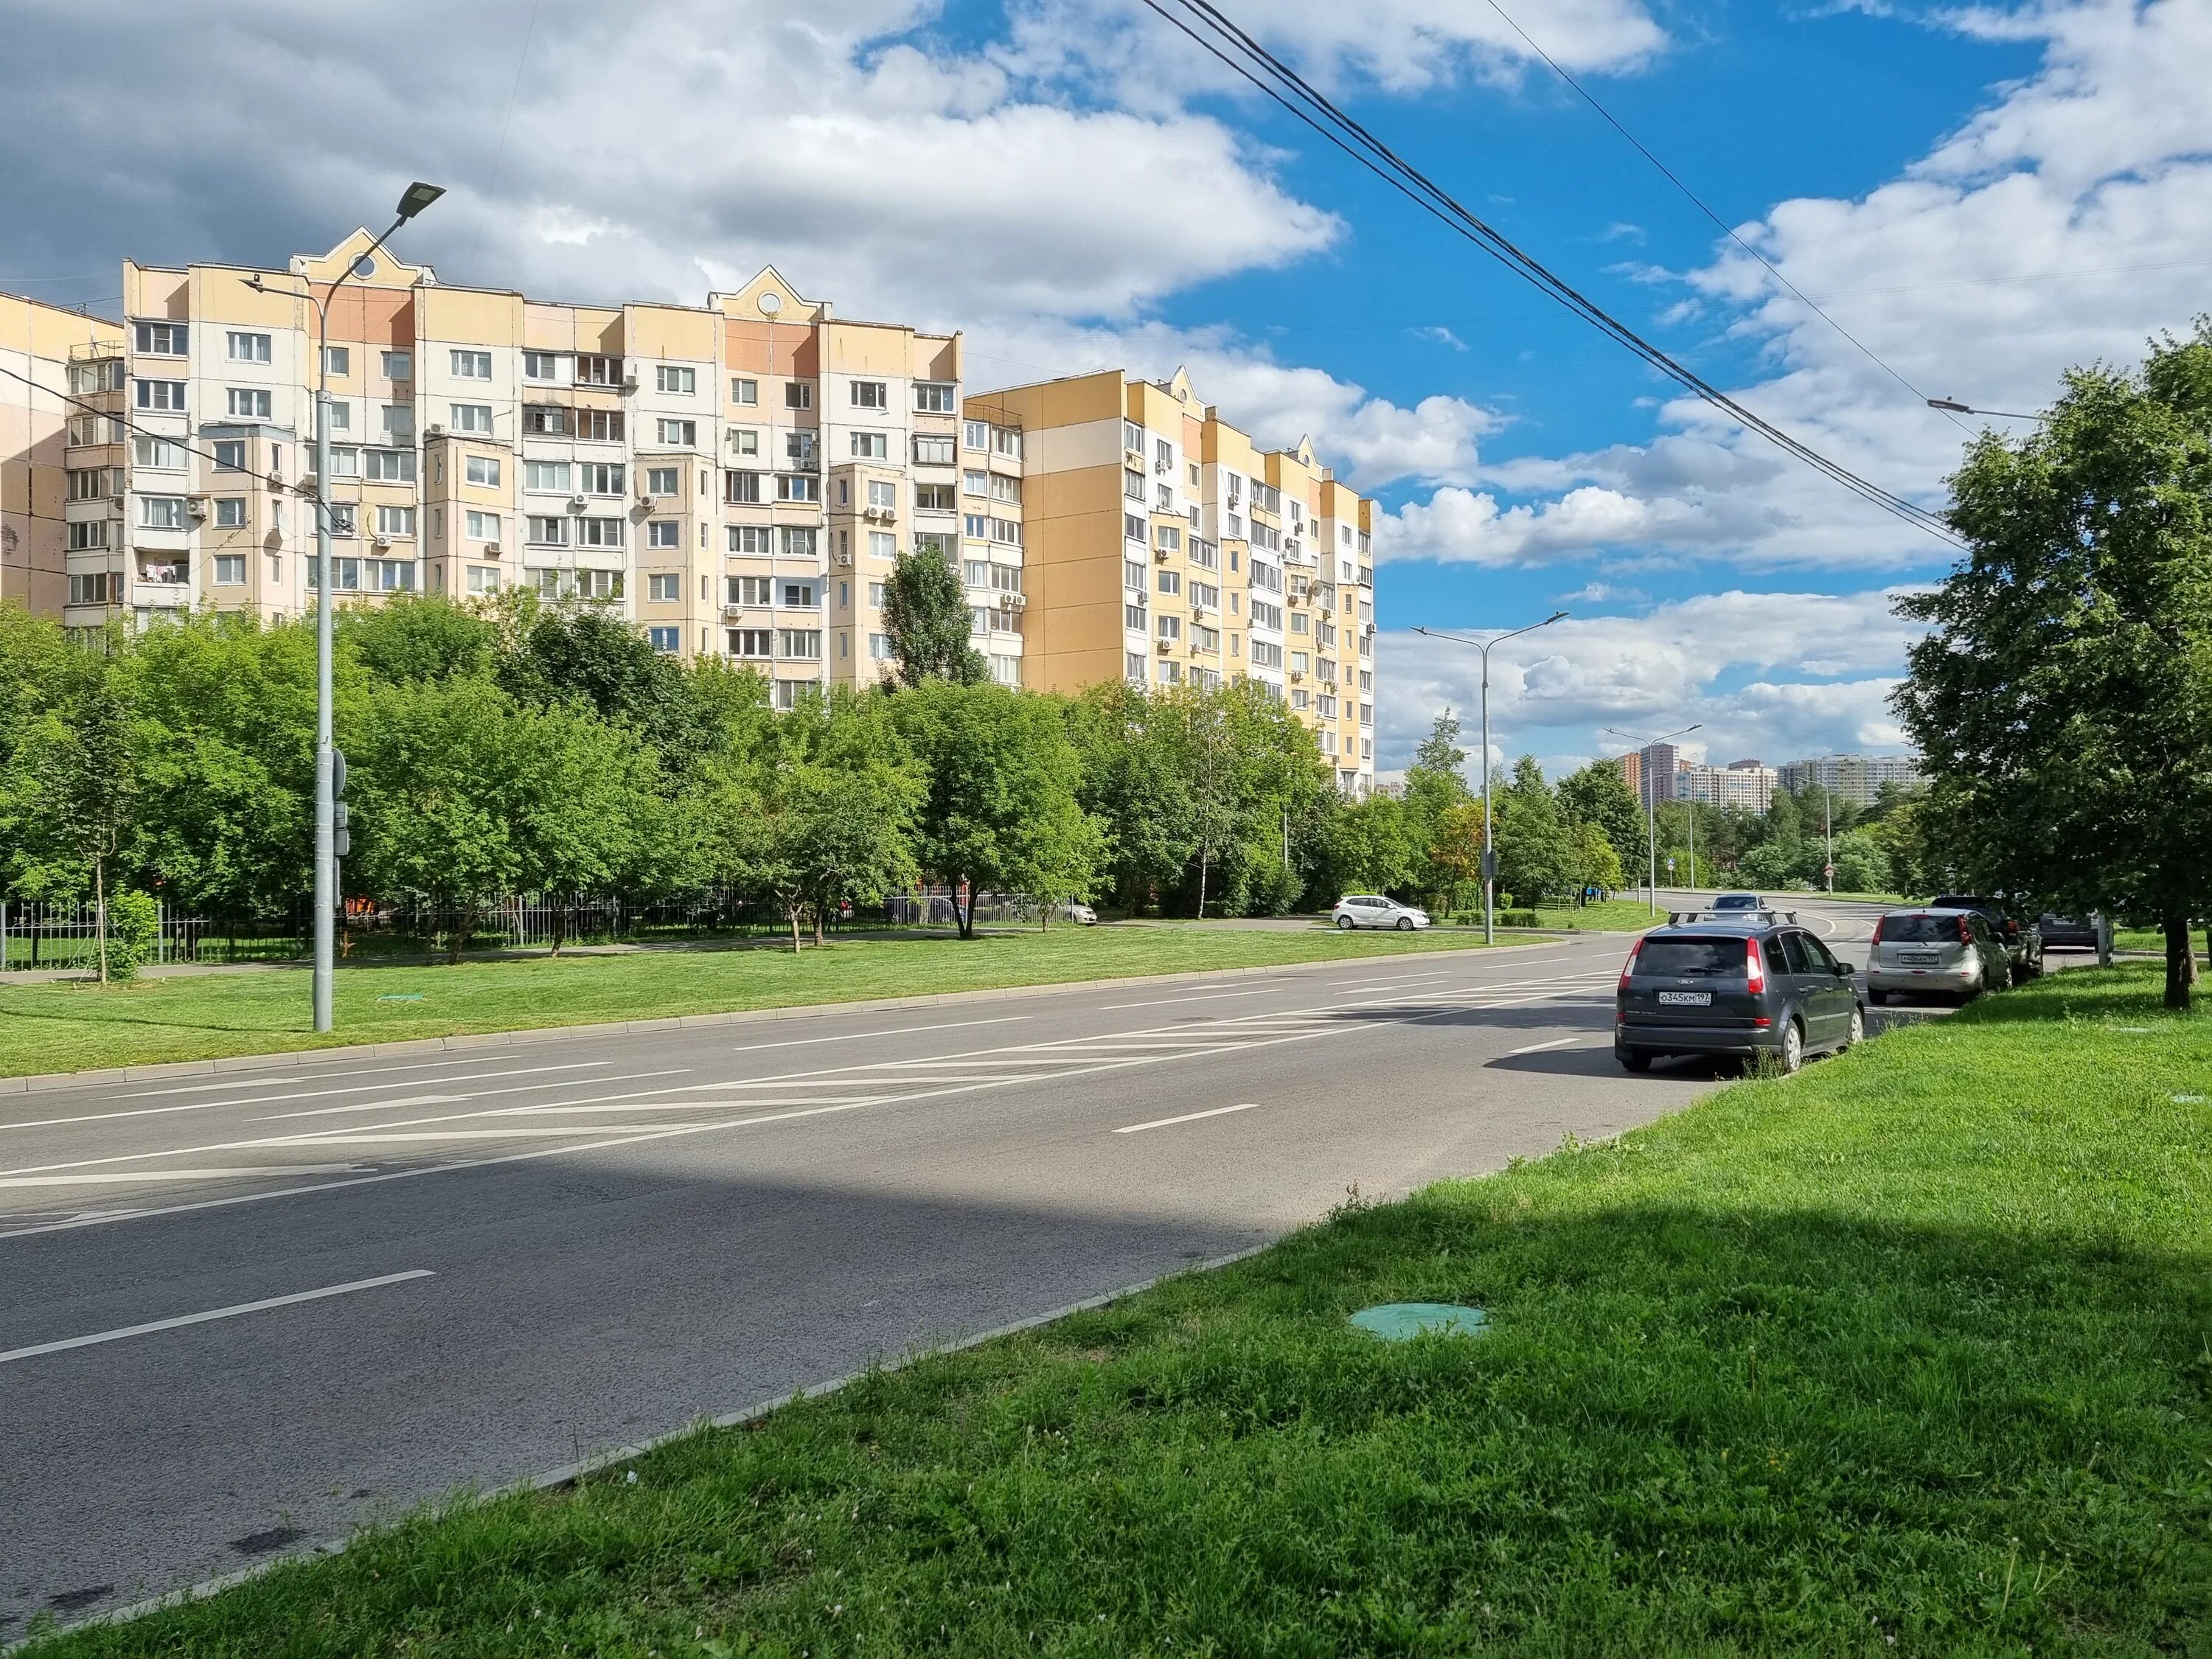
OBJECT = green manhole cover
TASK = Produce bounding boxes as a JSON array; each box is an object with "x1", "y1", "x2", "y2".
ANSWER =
[{"x1": 1350, "y1": 1303, "x2": 1489, "y2": 1342}]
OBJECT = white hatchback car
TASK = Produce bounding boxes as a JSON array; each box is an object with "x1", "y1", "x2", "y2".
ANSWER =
[{"x1": 1332, "y1": 894, "x2": 1430, "y2": 931}]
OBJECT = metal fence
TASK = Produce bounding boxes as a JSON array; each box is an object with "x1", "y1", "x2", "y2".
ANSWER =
[{"x1": 0, "y1": 899, "x2": 206, "y2": 972}]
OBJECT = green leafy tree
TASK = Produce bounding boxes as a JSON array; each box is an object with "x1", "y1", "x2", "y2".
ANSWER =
[
  {"x1": 504, "y1": 700, "x2": 667, "y2": 953},
  {"x1": 1557, "y1": 758, "x2": 1646, "y2": 877},
  {"x1": 1066, "y1": 681, "x2": 1195, "y2": 914},
  {"x1": 1402, "y1": 711, "x2": 1473, "y2": 905},
  {"x1": 882, "y1": 549, "x2": 987, "y2": 687},
  {"x1": 1897, "y1": 323, "x2": 2212, "y2": 1006},
  {"x1": 1570, "y1": 819, "x2": 1625, "y2": 898},
  {"x1": 894, "y1": 681, "x2": 1099, "y2": 938},
  {"x1": 498, "y1": 601, "x2": 719, "y2": 766},
  {"x1": 1427, "y1": 799, "x2": 1486, "y2": 914},
  {"x1": 1492, "y1": 756, "x2": 1576, "y2": 906},
  {"x1": 1315, "y1": 792, "x2": 1413, "y2": 897},
  {"x1": 342, "y1": 593, "x2": 500, "y2": 684}
]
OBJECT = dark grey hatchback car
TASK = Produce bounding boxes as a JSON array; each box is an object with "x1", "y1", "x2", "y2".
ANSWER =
[{"x1": 1615, "y1": 917, "x2": 1865, "y2": 1075}]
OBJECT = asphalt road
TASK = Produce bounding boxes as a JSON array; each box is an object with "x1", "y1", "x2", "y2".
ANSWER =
[{"x1": 0, "y1": 902, "x2": 1896, "y2": 1634}]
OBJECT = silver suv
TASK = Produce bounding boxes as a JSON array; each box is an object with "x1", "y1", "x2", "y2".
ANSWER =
[
  {"x1": 1332, "y1": 894, "x2": 1430, "y2": 931},
  {"x1": 1865, "y1": 908, "x2": 2011, "y2": 1004}
]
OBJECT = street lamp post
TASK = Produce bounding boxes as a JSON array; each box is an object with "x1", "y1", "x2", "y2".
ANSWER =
[
  {"x1": 1604, "y1": 723, "x2": 1702, "y2": 917},
  {"x1": 250, "y1": 182, "x2": 443, "y2": 1033},
  {"x1": 1412, "y1": 612, "x2": 1568, "y2": 944}
]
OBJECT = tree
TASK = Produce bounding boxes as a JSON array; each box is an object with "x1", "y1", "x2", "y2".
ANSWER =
[
  {"x1": 9, "y1": 645, "x2": 141, "y2": 981},
  {"x1": 1427, "y1": 800, "x2": 1486, "y2": 914},
  {"x1": 765, "y1": 689, "x2": 922, "y2": 947},
  {"x1": 342, "y1": 593, "x2": 499, "y2": 684},
  {"x1": 893, "y1": 681, "x2": 1099, "y2": 938},
  {"x1": 1066, "y1": 681, "x2": 1194, "y2": 914},
  {"x1": 882, "y1": 549, "x2": 987, "y2": 688},
  {"x1": 1896, "y1": 323, "x2": 2212, "y2": 1008},
  {"x1": 1557, "y1": 759, "x2": 1645, "y2": 877},
  {"x1": 498, "y1": 600, "x2": 719, "y2": 766},
  {"x1": 1402, "y1": 711, "x2": 1473, "y2": 906},
  {"x1": 1315, "y1": 793, "x2": 1412, "y2": 897},
  {"x1": 1570, "y1": 819, "x2": 1625, "y2": 899},
  {"x1": 1492, "y1": 756, "x2": 1577, "y2": 906},
  {"x1": 504, "y1": 700, "x2": 665, "y2": 953}
]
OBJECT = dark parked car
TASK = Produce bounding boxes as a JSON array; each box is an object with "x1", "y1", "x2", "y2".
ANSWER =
[
  {"x1": 2038, "y1": 912, "x2": 2099, "y2": 951},
  {"x1": 1615, "y1": 917, "x2": 1865, "y2": 1076},
  {"x1": 1865, "y1": 908, "x2": 2012, "y2": 1004},
  {"x1": 1930, "y1": 894, "x2": 2043, "y2": 982}
]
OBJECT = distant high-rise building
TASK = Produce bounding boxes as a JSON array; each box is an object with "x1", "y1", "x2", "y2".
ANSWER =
[
  {"x1": 1674, "y1": 759, "x2": 1776, "y2": 812},
  {"x1": 1776, "y1": 753, "x2": 1925, "y2": 807},
  {"x1": 1617, "y1": 750, "x2": 1642, "y2": 801},
  {"x1": 1635, "y1": 741, "x2": 1680, "y2": 806}
]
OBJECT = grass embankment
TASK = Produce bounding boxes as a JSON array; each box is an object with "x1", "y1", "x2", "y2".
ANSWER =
[
  {"x1": 37, "y1": 967, "x2": 2212, "y2": 1656},
  {"x1": 1504, "y1": 898, "x2": 1661, "y2": 932},
  {"x1": 0, "y1": 925, "x2": 1506, "y2": 1080}
]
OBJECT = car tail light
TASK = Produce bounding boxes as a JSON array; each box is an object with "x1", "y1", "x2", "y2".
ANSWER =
[
  {"x1": 1870, "y1": 916, "x2": 1885, "y2": 946},
  {"x1": 1745, "y1": 938, "x2": 1766, "y2": 994},
  {"x1": 2006, "y1": 919, "x2": 2020, "y2": 939},
  {"x1": 1617, "y1": 939, "x2": 1642, "y2": 993}
]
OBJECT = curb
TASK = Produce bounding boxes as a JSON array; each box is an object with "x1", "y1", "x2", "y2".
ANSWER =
[
  {"x1": 0, "y1": 936, "x2": 1573, "y2": 1098},
  {"x1": 21, "y1": 1245, "x2": 1271, "y2": 1650}
]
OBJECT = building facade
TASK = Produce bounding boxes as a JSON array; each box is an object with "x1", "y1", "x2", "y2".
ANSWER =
[
  {"x1": 1672, "y1": 759, "x2": 1777, "y2": 812},
  {"x1": 1631, "y1": 741, "x2": 1680, "y2": 807},
  {"x1": 1776, "y1": 753, "x2": 1925, "y2": 807},
  {"x1": 966, "y1": 367, "x2": 1374, "y2": 794},
  {"x1": 3, "y1": 294, "x2": 127, "y2": 617}
]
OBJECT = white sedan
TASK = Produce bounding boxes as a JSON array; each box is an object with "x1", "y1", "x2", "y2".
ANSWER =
[{"x1": 1332, "y1": 894, "x2": 1430, "y2": 931}]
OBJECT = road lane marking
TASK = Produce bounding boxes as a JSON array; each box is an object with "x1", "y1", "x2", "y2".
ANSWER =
[
  {"x1": 1113, "y1": 1103, "x2": 1260, "y2": 1134},
  {"x1": 0, "y1": 1270, "x2": 434, "y2": 1366},
  {"x1": 255, "y1": 1093, "x2": 467, "y2": 1121},
  {"x1": 734, "y1": 1016, "x2": 1029, "y2": 1053},
  {"x1": 256, "y1": 1070, "x2": 688, "y2": 1121},
  {"x1": 1506, "y1": 1037, "x2": 1581, "y2": 1056},
  {"x1": 105, "y1": 1054, "x2": 526, "y2": 1101},
  {"x1": 3, "y1": 1060, "x2": 613, "y2": 1130},
  {"x1": 1100, "y1": 987, "x2": 1283, "y2": 1010},
  {"x1": 0, "y1": 1165, "x2": 367, "y2": 1187}
]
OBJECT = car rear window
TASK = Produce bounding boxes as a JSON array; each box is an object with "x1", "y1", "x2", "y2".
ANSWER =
[
  {"x1": 1712, "y1": 895, "x2": 1758, "y2": 908},
  {"x1": 1636, "y1": 938, "x2": 1748, "y2": 977},
  {"x1": 1882, "y1": 914, "x2": 1960, "y2": 942}
]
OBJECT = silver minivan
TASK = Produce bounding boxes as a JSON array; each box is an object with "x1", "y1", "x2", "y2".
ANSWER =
[{"x1": 1865, "y1": 908, "x2": 2011, "y2": 1004}]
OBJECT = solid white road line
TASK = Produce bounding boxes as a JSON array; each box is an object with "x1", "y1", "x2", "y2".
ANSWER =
[
  {"x1": 1506, "y1": 1037, "x2": 1581, "y2": 1056},
  {"x1": 105, "y1": 1054, "x2": 526, "y2": 1101},
  {"x1": 0, "y1": 1270, "x2": 434, "y2": 1366},
  {"x1": 0, "y1": 1165, "x2": 366, "y2": 1187},
  {"x1": 3, "y1": 1060, "x2": 614, "y2": 1131},
  {"x1": 1113, "y1": 1102, "x2": 1260, "y2": 1134},
  {"x1": 734, "y1": 1016, "x2": 1029, "y2": 1054},
  {"x1": 256, "y1": 1069, "x2": 689, "y2": 1121}
]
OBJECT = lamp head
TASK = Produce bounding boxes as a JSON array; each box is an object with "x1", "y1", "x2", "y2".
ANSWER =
[
  {"x1": 1927, "y1": 397, "x2": 1972, "y2": 414},
  {"x1": 395, "y1": 181, "x2": 445, "y2": 220},
  {"x1": 1545, "y1": 609, "x2": 1568, "y2": 624}
]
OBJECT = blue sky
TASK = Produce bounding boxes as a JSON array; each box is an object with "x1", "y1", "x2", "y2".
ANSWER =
[{"x1": 5, "y1": 0, "x2": 2205, "y2": 778}]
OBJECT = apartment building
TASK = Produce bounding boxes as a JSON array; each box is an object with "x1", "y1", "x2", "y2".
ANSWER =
[
  {"x1": 1631, "y1": 741, "x2": 1681, "y2": 807},
  {"x1": 34, "y1": 237, "x2": 995, "y2": 703},
  {"x1": 1672, "y1": 759, "x2": 1778, "y2": 812},
  {"x1": 1776, "y1": 752, "x2": 1925, "y2": 807},
  {"x1": 965, "y1": 367, "x2": 1374, "y2": 793},
  {"x1": 1, "y1": 294, "x2": 125, "y2": 616}
]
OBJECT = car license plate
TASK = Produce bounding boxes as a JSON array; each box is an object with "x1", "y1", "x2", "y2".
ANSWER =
[
  {"x1": 1899, "y1": 951, "x2": 1938, "y2": 965},
  {"x1": 1657, "y1": 991, "x2": 1711, "y2": 1006}
]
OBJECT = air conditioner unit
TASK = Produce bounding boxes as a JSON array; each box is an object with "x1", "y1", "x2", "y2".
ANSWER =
[
  {"x1": 566, "y1": 495, "x2": 588, "y2": 513},
  {"x1": 1152, "y1": 546, "x2": 1171, "y2": 563},
  {"x1": 1123, "y1": 448, "x2": 1144, "y2": 468},
  {"x1": 484, "y1": 540, "x2": 501, "y2": 554},
  {"x1": 1290, "y1": 669, "x2": 1304, "y2": 683},
  {"x1": 185, "y1": 497, "x2": 209, "y2": 518},
  {"x1": 831, "y1": 549, "x2": 854, "y2": 567},
  {"x1": 425, "y1": 423, "x2": 445, "y2": 437},
  {"x1": 622, "y1": 372, "x2": 639, "y2": 391},
  {"x1": 998, "y1": 593, "x2": 1026, "y2": 612},
  {"x1": 372, "y1": 534, "x2": 392, "y2": 550},
  {"x1": 1362, "y1": 622, "x2": 1375, "y2": 638}
]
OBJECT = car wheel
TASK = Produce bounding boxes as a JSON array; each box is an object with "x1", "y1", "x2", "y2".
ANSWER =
[
  {"x1": 1841, "y1": 1006, "x2": 1864, "y2": 1050},
  {"x1": 1335, "y1": 915, "x2": 1354, "y2": 931},
  {"x1": 1618, "y1": 1050, "x2": 1652, "y2": 1073},
  {"x1": 1779, "y1": 1020, "x2": 1804, "y2": 1075},
  {"x1": 1396, "y1": 916, "x2": 1414, "y2": 931}
]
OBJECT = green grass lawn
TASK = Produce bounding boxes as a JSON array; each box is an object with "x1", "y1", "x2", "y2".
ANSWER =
[
  {"x1": 1501, "y1": 898, "x2": 1660, "y2": 932},
  {"x1": 0, "y1": 925, "x2": 1508, "y2": 1080},
  {"x1": 30, "y1": 965, "x2": 2211, "y2": 1656}
]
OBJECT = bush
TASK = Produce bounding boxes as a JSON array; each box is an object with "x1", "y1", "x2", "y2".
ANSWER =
[
  {"x1": 102, "y1": 888, "x2": 159, "y2": 981},
  {"x1": 1498, "y1": 909, "x2": 1541, "y2": 928}
]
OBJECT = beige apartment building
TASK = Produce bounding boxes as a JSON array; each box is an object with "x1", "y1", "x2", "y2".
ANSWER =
[
  {"x1": 969, "y1": 367, "x2": 1374, "y2": 793},
  {"x1": 8, "y1": 237, "x2": 1373, "y2": 789},
  {"x1": 1, "y1": 294, "x2": 126, "y2": 616}
]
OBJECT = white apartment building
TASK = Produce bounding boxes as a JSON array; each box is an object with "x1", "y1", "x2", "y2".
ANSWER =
[{"x1": 1776, "y1": 753, "x2": 1926, "y2": 807}]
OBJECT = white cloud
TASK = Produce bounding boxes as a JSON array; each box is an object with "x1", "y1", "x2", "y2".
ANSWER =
[
  {"x1": 1374, "y1": 588, "x2": 1927, "y2": 769},
  {"x1": 1380, "y1": 0, "x2": 2212, "y2": 572}
]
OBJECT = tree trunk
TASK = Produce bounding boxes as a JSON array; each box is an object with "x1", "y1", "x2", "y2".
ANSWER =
[
  {"x1": 549, "y1": 899, "x2": 568, "y2": 959},
  {"x1": 2163, "y1": 911, "x2": 2196, "y2": 1010},
  {"x1": 788, "y1": 902, "x2": 804, "y2": 954},
  {"x1": 956, "y1": 877, "x2": 974, "y2": 941},
  {"x1": 95, "y1": 856, "x2": 109, "y2": 985},
  {"x1": 813, "y1": 900, "x2": 826, "y2": 947},
  {"x1": 1196, "y1": 851, "x2": 1208, "y2": 920}
]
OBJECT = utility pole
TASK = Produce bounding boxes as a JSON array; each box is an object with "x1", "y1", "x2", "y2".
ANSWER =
[
  {"x1": 1604, "y1": 723, "x2": 1701, "y2": 917},
  {"x1": 1825, "y1": 793, "x2": 1834, "y2": 893},
  {"x1": 248, "y1": 181, "x2": 443, "y2": 1033},
  {"x1": 1413, "y1": 613, "x2": 1568, "y2": 943}
]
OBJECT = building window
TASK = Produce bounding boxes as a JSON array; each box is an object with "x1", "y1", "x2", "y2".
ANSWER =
[
  {"x1": 728, "y1": 429, "x2": 761, "y2": 459},
  {"x1": 375, "y1": 505, "x2": 417, "y2": 538},
  {"x1": 214, "y1": 497, "x2": 248, "y2": 528},
  {"x1": 915, "y1": 483, "x2": 956, "y2": 512},
  {"x1": 728, "y1": 628, "x2": 773, "y2": 658},
  {"x1": 850, "y1": 380, "x2": 886, "y2": 410},
  {"x1": 577, "y1": 517, "x2": 625, "y2": 549},
  {"x1": 655, "y1": 364, "x2": 696, "y2": 394},
  {"x1": 448, "y1": 349, "x2": 491, "y2": 380},
  {"x1": 780, "y1": 526, "x2": 817, "y2": 558},
  {"x1": 524, "y1": 460, "x2": 571, "y2": 493},
  {"x1": 578, "y1": 462, "x2": 623, "y2": 495},
  {"x1": 521, "y1": 351, "x2": 563, "y2": 382},
  {"x1": 647, "y1": 573, "x2": 681, "y2": 602},
  {"x1": 964, "y1": 470, "x2": 990, "y2": 497},
  {"x1": 1156, "y1": 614, "x2": 1181, "y2": 643},
  {"x1": 467, "y1": 565, "x2": 501, "y2": 594},
  {"x1": 647, "y1": 626, "x2": 680, "y2": 653},
  {"x1": 364, "y1": 448, "x2": 417, "y2": 482},
  {"x1": 66, "y1": 467, "x2": 113, "y2": 499},
  {"x1": 725, "y1": 470, "x2": 763, "y2": 504},
  {"x1": 850, "y1": 431, "x2": 887, "y2": 459},
  {"x1": 869, "y1": 633, "x2": 894, "y2": 661},
  {"x1": 780, "y1": 580, "x2": 818, "y2": 608},
  {"x1": 213, "y1": 554, "x2": 246, "y2": 585},
  {"x1": 226, "y1": 330, "x2": 271, "y2": 364},
  {"x1": 68, "y1": 521, "x2": 107, "y2": 551},
  {"x1": 224, "y1": 387, "x2": 272, "y2": 420},
  {"x1": 963, "y1": 512, "x2": 988, "y2": 540},
  {"x1": 328, "y1": 503, "x2": 358, "y2": 536},
  {"x1": 68, "y1": 572, "x2": 112, "y2": 605},
  {"x1": 658, "y1": 419, "x2": 698, "y2": 446},
  {"x1": 777, "y1": 474, "x2": 818, "y2": 503},
  {"x1": 784, "y1": 381, "x2": 813, "y2": 410},
  {"x1": 992, "y1": 425, "x2": 1022, "y2": 459},
  {"x1": 465, "y1": 509, "x2": 501, "y2": 541},
  {"x1": 383, "y1": 404, "x2": 415, "y2": 440},
  {"x1": 868, "y1": 531, "x2": 896, "y2": 560},
  {"x1": 728, "y1": 575, "x2": 771, "y2": 605},
  {"x1": 913, "y1": 434, "x2": 955, "y2": 467},
  {"x1": 465, "y1": 455, "x2": 501, "y2": 487},
  {"x1": 139, "y1": 495, "x2": 187, "y2": 529},
  {"x1": 579, "y1": 408, "x2": 625, "y2": 442},
  {"x1": 524, "y1": 406, "x2": 569, "y2": 437},
  {"x1": 729, "y1": 376, "x2": 758, "y2": 406},
  {"x1": 133, "y1": 321, "x2": 187, "y2": 355},
  {"x1": 647, "y1": 520, "x2": 681, "y2": 549},
  {"x1": 1124, "y1": 603, "x2": 1147, "y2": 632},
  {"x1": 322, "y1": 400, "x2": 351, "y2": 433},
  {"x1": 527, "y1": 515, "x2": 568, "y2": 546},
  {"x1": 1157, "y1": 569, "x2": 1180, "y2": 596},
  {"x1": 381, "y1": 351, "x2": 412, "y2": 380},
  {"x1": 912, "y1": 381, "x2": 955, "y2": 414},
  {"x1": 448, "y1": 403, "x2": 491, "y2": 434},
  {"x1": 576, "y1": 354, "x2": 622, "y2": 386},
  {"x1": 1157, "y1": 660, "x2": 1182, "y2": 686}
]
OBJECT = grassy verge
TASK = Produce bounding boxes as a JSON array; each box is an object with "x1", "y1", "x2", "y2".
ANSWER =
[
  {"x1": 33, "y1": 966, "x2": 2211, "y2": 1655},
  {"x1": 0, "y1": 925, "x2": 1507, "y2": 1079},
  {"x1": 1501, "y1": 898, "x2": 1659, "y2": 932}
]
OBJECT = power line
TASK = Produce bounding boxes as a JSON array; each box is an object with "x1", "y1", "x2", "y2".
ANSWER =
[
  {"x1": 1475, "y1": 0, "x2": 1970, "y2": 434},
  {"x1": 1134, "y1": 0, "x2": 1961, "y2": 548}
]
